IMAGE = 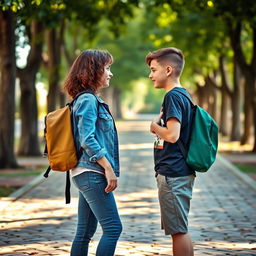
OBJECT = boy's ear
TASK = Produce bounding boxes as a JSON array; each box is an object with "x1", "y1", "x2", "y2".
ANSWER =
[{"x1": 166, "y1": 65, "x2": 173, "y2": 76}]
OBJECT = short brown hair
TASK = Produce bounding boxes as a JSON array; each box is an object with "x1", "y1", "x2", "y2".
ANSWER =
[
  {"x1": 145, "y1": 47, "x2": 184, "y2": 77},
  {"x1": 64, "y1": 49, "x2": 113, "y2": 98}
]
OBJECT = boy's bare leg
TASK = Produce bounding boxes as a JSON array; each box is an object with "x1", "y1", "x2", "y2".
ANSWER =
[{"x1": 172, "y1": 233, "x2": 194, "y2": 256}]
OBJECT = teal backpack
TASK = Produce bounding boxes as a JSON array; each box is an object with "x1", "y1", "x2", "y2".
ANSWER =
[{"x1": 177, "y1": 91, "x2": 218, "y2": 172}]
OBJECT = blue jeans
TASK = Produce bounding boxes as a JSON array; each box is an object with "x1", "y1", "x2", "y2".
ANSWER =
[{"x1": 71, "y1": 172, "x2": 122, "y2": 256}]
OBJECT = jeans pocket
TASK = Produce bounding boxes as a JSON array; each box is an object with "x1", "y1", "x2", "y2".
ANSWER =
[
  {"x1": 93, "y1": 173, "x2": 106, "y2": 183},
  {"x1": 72, "y1": 172, "x2": 90, "y2": 191}
]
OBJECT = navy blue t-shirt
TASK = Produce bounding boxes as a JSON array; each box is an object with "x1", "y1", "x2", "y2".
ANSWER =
[{"x1": 154, "y1": 87, "x2": 195, "y2": 177}]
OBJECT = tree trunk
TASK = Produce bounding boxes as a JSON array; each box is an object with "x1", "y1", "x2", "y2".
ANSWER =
[
  {"x1": 113, "y1": 87, "x2": 122, "y2": 119},
  {"x1": 230, "y1": 60, "x2": 241, "y2": 141},
  {"x1": 59, "y1": 91, "x2": 67, "y2": 108},
  {"x1": 251, "y1": 29, "x2": 256, "y2": 151},
  {"x1": 46, "y1": 23, "x2": 64, "y2": 113},
  {"x1": 204, "y1": 79, "x2": 217, "y2": 120},
  {"x1": 217, "y1": 55, "x2": 231, "y2": 136},
  {"x1": 17, "y1": 20, "x2": 44, "y2": 156},
  {"x1": 195, "y1": 84, "x2": 208, "y2": 109},
  {"x1": 252, "y1": 93, "x2": 256, "y2": 151},
  {"x1": 240, "y1": 81, "x2": 252, "y2": 145},
  {"x1": 229, "y1": 22, "x2": 256, "y2": 150},
  {"x1": 18, "y1": 74, "x2": 41, "y2": 155},
  {"x1": 210, "y1": 87, "x2": 218, "y2": 122},
  {"x1": 220, "y1": 91, "x2": 229, "y2": 136},
  {"x1": 230, "y1": 91, "x2": 241, "y2": 141},
  {"x1": 101, "y1": 87, "x2": 115, "y2": 116},
  {"x1": 0, "y1": 11, "x2": 18, "y2": 168},
  {"x1": 47, "y1": 28, "x2": 60, "y2": 112}
]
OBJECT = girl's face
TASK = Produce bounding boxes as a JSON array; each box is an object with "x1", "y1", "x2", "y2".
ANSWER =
[{"x1": 100, "y1": 64, "x2": 113, "y2": 88}]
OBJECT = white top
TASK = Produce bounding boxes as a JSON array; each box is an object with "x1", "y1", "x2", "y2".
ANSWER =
[{"x1": 71, "y1": 166, "x2": 104, "y2": 177}]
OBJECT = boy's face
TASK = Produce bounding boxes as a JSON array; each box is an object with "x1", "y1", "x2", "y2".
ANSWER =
[{"x1": 148, "y1": 59, "x2": 169, "y2": 89}]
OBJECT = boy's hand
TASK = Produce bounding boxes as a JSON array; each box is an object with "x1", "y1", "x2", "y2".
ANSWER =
[
  {"x1": 154, "y1": 111, "x2": 163, "y2": 124},
  {"x1": 150, "y1": 112, "x2": 163, "y2": 134}
]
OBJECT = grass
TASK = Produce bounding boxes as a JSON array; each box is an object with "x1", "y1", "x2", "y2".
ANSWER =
[
  {"x1": 234, "y1": 163, "x2": 256, "y2": 174},
  {"x1": 0, "y1": 187, "x2": 17, "y2": 197},
  {"x1": 0, "y1": 169, "x2": 43, "y2": 177},
  {"x1": 0, "y1": 166, "x2": 46, "y2": 197},
  {"x1": 218, "y1": 138, "x2": 256, "y2": 176}
]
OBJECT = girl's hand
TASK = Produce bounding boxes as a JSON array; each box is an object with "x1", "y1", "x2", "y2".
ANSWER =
[
  {"x1": 97, "y1": 157, "x2": 117, "y2": 193},
  {"x1": 104, "y1": 168, "x2": 118, "y2": 193}
]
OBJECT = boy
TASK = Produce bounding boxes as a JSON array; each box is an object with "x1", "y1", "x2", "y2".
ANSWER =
[{"x1": 146, "y1": 47, "x2": 195, "y2": 256}]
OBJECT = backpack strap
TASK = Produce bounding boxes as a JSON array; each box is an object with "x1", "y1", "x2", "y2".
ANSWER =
[
  {"x1": 173, "y1": 88, "x2": 195, "y2": 107},
  {"x1": 65, "y1": 90, "x2": 101, "y2": 204},
  {"x1": 65, "y1": 171, "x2": 71, "y2": 204},
  {"x1": 69, "y1": 88, "x2": 96, "y2": 106},
  {"x1": 177, "y1": 139, "x2": 188, "y2": 159},
  {"x1": 43, "y1": 167, "x2": 71, "y2": 204},
  {"x1": 43, "y1": 166, "x2": 51, "y2": 178},
  {"x1": 173, "y1": 89, "x2": 195, "y2": 160}
]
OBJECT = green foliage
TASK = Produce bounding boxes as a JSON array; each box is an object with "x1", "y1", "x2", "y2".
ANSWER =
[
  {"x1": 9, "y1": 0, "x2": 256, "y2": 114},
  {"x1": 143, "y1": 2, "x2": 227, "y2": 88},
  {"x1": 142, "y1": 81, "x2": 166, "y2": 113},
  {"x1": 0, "y1": 0, "x2": 23, "y2": 12},
  {"x1": 142, "y1": 0, "x2": 251, "y2": 92},
  {"x1": 103, "y1": 0, "x2": 139, "y2": 37},
  {"x1": 17, "y1": 0, "x2": 66, "y2": 27},
  {"x1": 95, "y1": 8, "x2": 153, "y2": 91},
  {"x1": 212, "y1": 0, "x2": 256, "y2": 26},
  {"x1": 122, "y1": 78, "x2": 165, "y2": 114}
]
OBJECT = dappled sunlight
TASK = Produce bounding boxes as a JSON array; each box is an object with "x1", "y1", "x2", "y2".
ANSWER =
[
  {"x1": 100, "y1": 241, "x2": 172, "y2": 255},
  {"x1": 119, "y1": 143, "x2": 152, "y2": 150},
  {"x1": 116, "y1": 121, "x2": 152, "y2": 132},
  {"x1": 0, "y1": 242, "x2": 71, "y2": 255},
  {"x1": 195, "y1": 241, "x2": 256, "y2": 250},
  {"x1": 219, "y1": 140, "x2": 253, "y2": 152},
  {"x1": 117, "y1": 189, "x2": 157, "y2": 202},
  {"x1": 116, "y1": 189, "x2": 159, "y2": 216},
  {"x1": 2, "y1": 120, "x2": 256, "y2": 255},
  {"x1": 119, "y1": 205, "x2": 158, "y2": 216},
  {"x1": 191, "y1": 187, "x2": 201, "y2": 193},
  {"x1": 0, "y1": 198, "x2": 78, "y2": 233}
]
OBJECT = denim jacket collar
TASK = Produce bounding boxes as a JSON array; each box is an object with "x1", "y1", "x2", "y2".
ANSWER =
[{"x1": 75, "y1": 89, "x2": 105, "y2": 104}]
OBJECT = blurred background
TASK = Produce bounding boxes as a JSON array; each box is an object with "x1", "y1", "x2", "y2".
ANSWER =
[{"x1": 0, "y1": 0, "x2": 255, "y2": 171}]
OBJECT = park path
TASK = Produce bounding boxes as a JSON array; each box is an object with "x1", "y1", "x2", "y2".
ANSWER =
[{"x1": 0, "y1": 120, "x2": 255, "y2": 255}]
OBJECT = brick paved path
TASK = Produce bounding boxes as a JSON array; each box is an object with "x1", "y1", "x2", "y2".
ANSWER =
[{"x1": 0, "y1": 121, "x2": 256, "y2": 256}]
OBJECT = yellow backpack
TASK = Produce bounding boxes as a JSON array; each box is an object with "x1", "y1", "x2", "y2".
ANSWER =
[
  {"x1": 43, "y1": 91, "x2": 90, "y2": 203},
  {"x1": 44, "y1": 105, "x2": 78, "y2": 173}
]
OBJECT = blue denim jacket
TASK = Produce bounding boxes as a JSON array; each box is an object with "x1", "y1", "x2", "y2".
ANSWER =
[{"x1": 72, "y1": 93, "x2": 120, "y2": 177}]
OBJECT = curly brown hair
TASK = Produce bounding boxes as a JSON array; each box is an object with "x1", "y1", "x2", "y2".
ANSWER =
[{"x1": 64, "y1": 49, "x2": 113, "y2": 98}]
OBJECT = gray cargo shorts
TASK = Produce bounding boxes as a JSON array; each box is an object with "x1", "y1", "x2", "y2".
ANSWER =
[{"x1": 156, "y1": 173, "x2": 195, "y2": 235}]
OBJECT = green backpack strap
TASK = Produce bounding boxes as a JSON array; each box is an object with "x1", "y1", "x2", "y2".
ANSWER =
[{"x1": 174, "y1": 90, "x2": 195, "y2": 160}]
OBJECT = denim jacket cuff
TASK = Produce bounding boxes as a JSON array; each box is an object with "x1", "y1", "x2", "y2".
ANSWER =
[{"x1": 89, "y1": 148, "x2": 107, "y2": 162}]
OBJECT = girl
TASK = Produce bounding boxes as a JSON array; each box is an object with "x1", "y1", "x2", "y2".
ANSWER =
[{"x1": 64, "y1": 49, "x2": 122, "y2": 256}]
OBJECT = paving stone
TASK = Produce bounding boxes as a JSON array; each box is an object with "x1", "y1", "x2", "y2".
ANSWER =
[{"x1": 0, "y1": 121, "x2": 255, "y2": 255}]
